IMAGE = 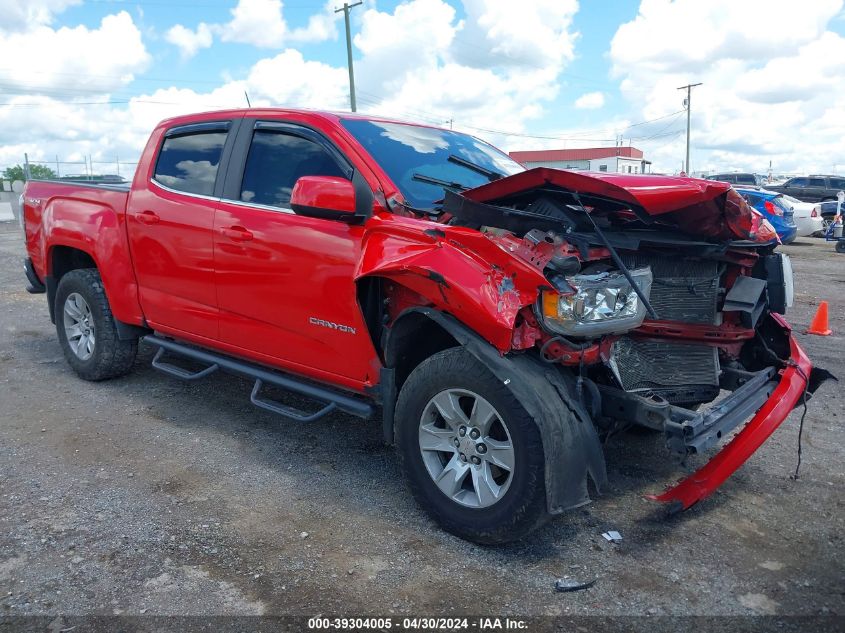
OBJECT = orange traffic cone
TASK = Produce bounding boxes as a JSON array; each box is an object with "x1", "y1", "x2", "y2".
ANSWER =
[{"x1": 806, "y1": 301, "x2": 832, "y2": 336}]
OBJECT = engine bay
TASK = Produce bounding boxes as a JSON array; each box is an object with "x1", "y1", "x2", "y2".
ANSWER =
[{"x1": 440, "y1": 183, "x2": 799, "y2": 438}]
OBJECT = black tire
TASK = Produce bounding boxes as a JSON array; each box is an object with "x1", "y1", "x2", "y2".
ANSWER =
[
  {"x1": 836, "y1": 240, "x2": 845, "y2": 254},
  {"x1": 55, "y1": 268, "x2": 138, "y2": 381},
  {"x1": 395, "y1": 347, "x2": 548, "y2": 544}
]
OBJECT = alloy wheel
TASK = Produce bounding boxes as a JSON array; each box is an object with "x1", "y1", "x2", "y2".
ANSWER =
[
  {"x1": 63, "y1": 292, "x2": 96, "y2": 361},
  {"x1": 418, "y1": 388, "x2": 515, "y2": 508}
]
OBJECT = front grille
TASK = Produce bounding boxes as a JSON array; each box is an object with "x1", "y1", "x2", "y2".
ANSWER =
[
  {"x1": 622, "y1": 253, "x2": 720, "y2": 324},
  {"x1": 608, "y1": 337, "x2": 720, "y2": 405}
]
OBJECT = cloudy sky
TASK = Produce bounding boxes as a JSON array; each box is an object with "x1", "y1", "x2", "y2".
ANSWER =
[{"x1": 1, "y1": 0, "x2": 844, "y2": 177}]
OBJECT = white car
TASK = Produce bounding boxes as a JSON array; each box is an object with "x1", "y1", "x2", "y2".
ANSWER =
[{"x1": 781, "y1": 194, "x2": 825, "y2": 237}]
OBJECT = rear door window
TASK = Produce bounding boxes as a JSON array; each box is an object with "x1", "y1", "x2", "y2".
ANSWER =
[
  {"x1": 773, "y1": 196, "x2": 792, "y2": 215},
  {"x1": 742, "y1": 193, "x2": 761, "y2": 206},
  {"x1": 154, "y1": 130, "x2": 228, "y2": 196},
  {"x1": 239, "y1": 130, "x2": 346, "y2": 208},
  {"x1": 808, "y1": 178, "x2": 826, "y2": 187}
]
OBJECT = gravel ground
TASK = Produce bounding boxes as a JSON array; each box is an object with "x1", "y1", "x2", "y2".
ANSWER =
[{"x1": 0, "y1": 221, "x2": 843, "y2": 620}]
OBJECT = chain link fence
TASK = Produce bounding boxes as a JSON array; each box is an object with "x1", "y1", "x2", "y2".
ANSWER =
[{"x1": 1, "y1": 155, "x2": 140, "y2": 191}]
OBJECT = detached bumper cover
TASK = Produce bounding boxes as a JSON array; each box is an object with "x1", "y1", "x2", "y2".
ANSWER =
[{"x1": 648, "y1": 317, "x2": 816, "y2": 511}]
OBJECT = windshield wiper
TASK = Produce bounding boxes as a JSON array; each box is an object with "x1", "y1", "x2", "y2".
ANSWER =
[
  {"x1": 412, "y1": 173, "x2": 470, "y2": 191},
  {"x1": 448, "y1": 154, "x2": 504, "y2": 182}
]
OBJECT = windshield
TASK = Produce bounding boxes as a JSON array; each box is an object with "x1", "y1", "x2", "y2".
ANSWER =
[{"x1": 341, "y1": 118, "x2": 524, "y2": 209}]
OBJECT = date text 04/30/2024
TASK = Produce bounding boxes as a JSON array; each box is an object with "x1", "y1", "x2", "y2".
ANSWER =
[{"x1": 306, "y1": 617, "x2": 528, "y2": 629}]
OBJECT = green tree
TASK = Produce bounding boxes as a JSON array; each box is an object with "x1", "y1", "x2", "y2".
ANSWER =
[{"x1": 2, "y1": 164, "x2": 57, "y2": 181}]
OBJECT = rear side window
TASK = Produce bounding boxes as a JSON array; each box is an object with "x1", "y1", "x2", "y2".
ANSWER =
[
  {"x1": 239, "y1": 130, "x2": 346, "y2": 208},
  {"x1": 829, "y1": 178, "x2": 845, "y2": 189},
  {"x1": 154, "y1": 131, "x2": 227, "y2": 196},
  {"x1": 773, "y1": 196, "x2": 792, "y2": 214},
  {"x1": 736, "y1": 175, "x2": 757, "y2": 185}
]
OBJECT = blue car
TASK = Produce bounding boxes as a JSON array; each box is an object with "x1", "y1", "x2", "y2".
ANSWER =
[{"x1": 735, "y1": 187, "x2": 798, "y2": 244}]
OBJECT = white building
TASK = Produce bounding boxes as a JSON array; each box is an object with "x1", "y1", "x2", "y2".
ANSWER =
[{"x1": 509, "y1": 146, "x2": 650, "y2": 174}]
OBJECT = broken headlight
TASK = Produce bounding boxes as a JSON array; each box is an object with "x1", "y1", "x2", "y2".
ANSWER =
[{"x1": 538, "y1": 267, "x2": 653, "y2": 337}]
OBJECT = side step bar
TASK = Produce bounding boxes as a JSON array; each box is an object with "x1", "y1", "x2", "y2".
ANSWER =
[{"x1": 144, "y1": 335, "x2": 374, "y2": 422}]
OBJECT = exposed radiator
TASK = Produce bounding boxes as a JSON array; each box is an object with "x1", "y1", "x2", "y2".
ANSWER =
[
  {"x1": 608, "y1": 337, "x2": 720, "y2": 405},
  {"x1": 622, "y1": 253, "x2": 721, "y2": 324}
]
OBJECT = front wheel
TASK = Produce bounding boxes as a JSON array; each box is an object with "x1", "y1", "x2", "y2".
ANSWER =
[
  {"x1": 55, "y1": 268, "x2": 138, "y2": 381},
  {"x1": 395, "y1": 347, "x2": 548, "y2": 544}
]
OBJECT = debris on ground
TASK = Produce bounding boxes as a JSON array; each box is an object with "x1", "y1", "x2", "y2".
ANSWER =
[
  {"x1": 601, "y1": 530, "x2": 623, "y2": 543},
  {"x1": 554, "y1": 578, "x2": 596, "y2": 593}
]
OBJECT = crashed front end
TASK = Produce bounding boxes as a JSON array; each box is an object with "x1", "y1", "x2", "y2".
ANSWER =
[{"x1": 446, "y1": 168, "x2": 831, "y2": 511}]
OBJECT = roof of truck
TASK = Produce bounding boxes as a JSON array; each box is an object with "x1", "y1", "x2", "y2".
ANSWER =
[{"x1": 155, "y1": 108, "x2": 451, "y2": 132}]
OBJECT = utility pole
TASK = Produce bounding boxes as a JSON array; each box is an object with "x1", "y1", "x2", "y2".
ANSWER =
[
  {"x1": 677, "y1": 82, "x2": 702, "y2": 175},
  {"x1": 335, "y1": 2, "x2": 362, "y2": 112}
]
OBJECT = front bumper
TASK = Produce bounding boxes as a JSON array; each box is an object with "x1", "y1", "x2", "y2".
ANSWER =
[{"x1": 648, "y1": 314, "x2": 825, "y2": 512}]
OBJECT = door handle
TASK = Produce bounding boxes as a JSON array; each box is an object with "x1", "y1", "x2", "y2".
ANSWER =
[
  {"x1": 137, "y1": 210, "x2": 160, "y2": 225},
  {"x1": 220, "y1": 225, "x2": 254, "y2": 242}
]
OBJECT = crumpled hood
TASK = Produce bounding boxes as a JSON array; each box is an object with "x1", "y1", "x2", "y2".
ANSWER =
[{"x1": 459, "y1": 167, "x2": 765, "y2": 242}]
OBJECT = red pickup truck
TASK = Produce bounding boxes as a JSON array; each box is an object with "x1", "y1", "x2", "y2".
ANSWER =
[{"x1": 22, "y1": 109, "x2": 829, "y2": 544}]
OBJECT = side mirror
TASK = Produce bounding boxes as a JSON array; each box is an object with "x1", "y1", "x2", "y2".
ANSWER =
[{"x1": 290, "y1": 175, "x2": 357, "y2": 220}]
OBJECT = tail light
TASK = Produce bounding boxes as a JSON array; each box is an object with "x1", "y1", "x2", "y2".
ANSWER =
[
  {"x1": 724, "y1": 188, "x2": 779, "y2": 243},
  {"x1": 764, "y1": 200, "x2": 783, "y2": 216},
  {"x1": 811, "y1": 206, "x2": 819, "y2": 218},
  {"x1": 750, "y1": 210, "x2": 780, "y2": 244}
]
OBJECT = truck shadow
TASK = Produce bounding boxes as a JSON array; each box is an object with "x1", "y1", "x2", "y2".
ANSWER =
[{"x1": 13, "y1": 334, "x2": 724, "y2": 561}]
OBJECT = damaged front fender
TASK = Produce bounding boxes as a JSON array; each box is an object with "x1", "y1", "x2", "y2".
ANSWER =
[
  {"x1": 355, "y1": 213, "x2": 550, "y2": 351},
  {"x1": 399, "y1": 307, "x2": 608, "y2": 514}
]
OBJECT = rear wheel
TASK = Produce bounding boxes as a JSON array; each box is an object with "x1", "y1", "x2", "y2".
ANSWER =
[
  {"x1": 836, "y1": 240, "x2": 845, "y2": 254},
  {"x1": 55, "y1": 268, "x2": 138, "y2": 381},
  {"x1": 395, "y1": 347, "x2": 548, "y2": 544}
]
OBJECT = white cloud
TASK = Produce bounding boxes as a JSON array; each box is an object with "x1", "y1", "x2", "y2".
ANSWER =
[
  {"x1": 0, "y1": 0, "x2": 81, "y2": 33},
  {"x1": 608, "y1": 0, "x2": 845, "y2": 174},
  {"x1": 218, "y1": 0, "x2": 287, "y2": 48},
  {"x1": 741, "y1": 32, "x2": 845, "y2": 103},
  {"x1": 289, "y1": 1, "x2": 340, "y2": 43},
  {"x1": 456, "y1": 0, "x2": 579, "y2": 70},
  {"x1": 610, "y1": 0, "x2": 841, "y2": 74},
  {"x1": 166, "y1": 23, "x2": 213, "y2": 60},
  {"x1": 0, "y1": 11, "x2": 150, "y2": 95},
  {"x1": 0, "y1": 0, "x2": 583, "y2": 174},
  {"x1": 574, "y1": 92, "x2": 604, "y2": 109},
  {"x1": 169, "y1": 0, "x2": 338, "y2": 55},
  {"x1": 1, "y1": 0, "x2": 587, "y2": 175},
  {"x1": 353, "y1": 0, "x2": 580, "y2": 141},
  {"x1": 0, "y1": 49, "x2": 349, "y2": 172}
]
